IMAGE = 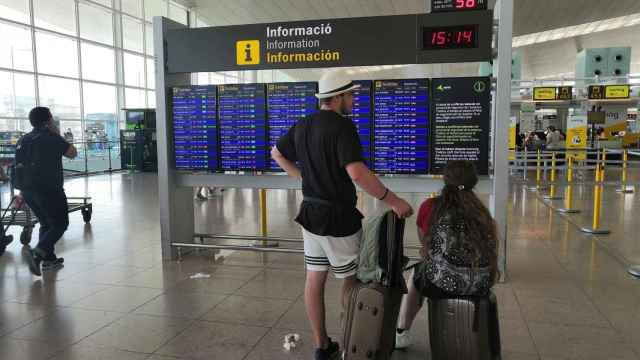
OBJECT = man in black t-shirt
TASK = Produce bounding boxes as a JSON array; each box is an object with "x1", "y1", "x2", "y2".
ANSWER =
[
  {"x1": 18, "y1": 107, "x2": 78, "y2": 276},
  {"x1": 272, "y1": 70, "x2": 413, "y2": 360}
]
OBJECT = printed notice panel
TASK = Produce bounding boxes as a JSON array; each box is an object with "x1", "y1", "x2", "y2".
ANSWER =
[
  {"x1": 172, "y1": 86, "x2": 217, "y2": 171},
  {"x1": 430, "y1": 77, "x2": 490, "y2": 175},
  {"x1": 349, "y1": 80, "x2": 373, "y2": 165},
  {"x1": 267, "y1": 82, "x2": 317, "y2": 171},
  {"x1": 373, "y1": 79, "x2": 430, "y2": 174},
  {"x1": 218, "y1": 84, "x2": 268, "y2": 171}
]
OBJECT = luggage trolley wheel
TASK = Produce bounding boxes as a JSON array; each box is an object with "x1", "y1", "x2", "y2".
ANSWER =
[
  {"x1": 20, "y1": 227, "x2": 32, "y2": 245},
  {"x1": 0, "y1": 234, "x2": 13, "y2": 256},
  {"x1": 81, "y1": 205, "x2": 92, "y2": 223}
]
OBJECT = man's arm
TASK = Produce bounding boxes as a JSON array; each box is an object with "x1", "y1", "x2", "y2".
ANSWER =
[
  {"x1": 345, "y1": 161, "x2": 413, "y2": 218},
  {"x1": 271, "y1": 146, "x2": 301, "y2": 179}
]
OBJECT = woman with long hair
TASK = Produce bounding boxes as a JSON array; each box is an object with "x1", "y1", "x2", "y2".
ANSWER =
[{"x1": 395, "y1": 160, "x2": 498, "y2": 349}]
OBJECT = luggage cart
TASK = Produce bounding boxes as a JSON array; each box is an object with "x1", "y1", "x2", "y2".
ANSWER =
[{"x1": 0, "y1": 192, "x2": 92, "y2": 250}]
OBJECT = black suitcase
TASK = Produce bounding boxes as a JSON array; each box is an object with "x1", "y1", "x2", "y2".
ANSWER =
[
  {"x1": 428, "y1": 292, "x2": 502, "y2": 360},
  {"x1": 342, "y1": 211, "x2": 407, "y2": 360}
]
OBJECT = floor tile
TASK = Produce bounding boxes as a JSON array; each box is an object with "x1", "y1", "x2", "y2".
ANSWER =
[
  {"x1": 517, "y1": 295, "x2": 610, "y2": 327},
  {"x1": 155, "y1": 321, "x2": 269, "y2": 360},
  {"x1": 169, "y1": 276, "x2": 249, "y2": 295},
  {"x1": 0, "y1": 337, "x2": 65, "y2": 360},
  {"x1": 274, "y1": 300, "x2": 342, "y2": 335},
  {"x1": 64, "y1": 265, "x2": 144, "y2": 286},
  {"x1": 9, "y1": 281, "x2": 108, "y2": 307},
  {"x1": 244, "y1": 329, "x2": 317, "y2": 360},
  {"x1": 134, "y1": 291, "x2": 227, "y2": 319},
  {"x1": 8, "y1": 308, "x2": 122, "y2": 345},
  {"x1": 70, "y1": 286, "x2": 162, "y2": 313},
  {"x1": 77, "y1": 314, "x2": 192, "y2": 353},
  {"x1": 235, "y1": 276, "x2": 305, "y2": 300},
  {"x1": 0, "y1": 302, "x2": 56, "y2": 336},
  {"x1": 48, "y1": 344, "x2": 150, "y2": 360},
  {"x1": 202, "y1": 295, "x2": 293, "y2": 327}
]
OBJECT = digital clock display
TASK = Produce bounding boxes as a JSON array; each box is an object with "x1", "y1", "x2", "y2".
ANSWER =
[
  {"x1": 422, "y1": 25, "x2": 479, "y2": 50},
  {"x1": 431, "y1": 0, "x2": 487, "y2": 12}
]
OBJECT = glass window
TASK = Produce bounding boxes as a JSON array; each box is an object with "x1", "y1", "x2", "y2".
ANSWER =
[
  {"x1": 146, "y1": 57, "x2": 154, "y2": 89},
  {"x1": 0, "y1": 0, "x2": 30, "y2": 24},
  {"x1": 0, "y1": 119, "x2": 31, "y2": 133},
  {"x1": 144, "y1": 0, "x2": 166, "y2": 21},
  {"x1": 83, "y1": 82, "x2": 118, "y2": 141},
  {"x1": 168, "y1": 3, "x2": 188, "y2": 25},
  {"x1": 147, "y1": 90, "x2": 155, "y2": 108},
  {"x1": 0, "y1": 22, "x2": 33, "y2": 72},
  {"x1": 145, "y1": 23, "x2": 154, "y2": 55},
  {"x1": 0, "y1": 71, "x2": 35, "y2": 118},
  {"x1": 36, "y1": 31, "x2": 79, "y2": 78},
  {"x1": 125, "y1": 87, "x2": 145, "y2": 108},
  {"x1": 39, "y1": 76, "x2": 81, "y2": 119},
  {"x1": 196, "y1": 72, "x2": 208, "y2": 85},
  {"x1": 123, "y1": 52, "x2": 144, "y2": 87},
  {"x1": 195, "y1": 16, "x2": 210, "y2": 28},
  {"x1": 92, "y1": 0, "x2": 113, "y2": 7},
  {"x1": 121, "y1": 0, "x2": 141, "y2": 18},
  {"x1": 122, "y1": 15, "x2": 143, "y2": 52},
  {"x1": 60, "y1": 120, "x2": 82, "y2": 142},
  {"x1": 211, "y1": 73, "x2": 225, "y2": 84},
  {"x1": 79, "y1": 2, "x2": 114, "y2": 45},
  {"x1": 33, "y1": 0, "x2": 77, "y2": 36},
  {"x1": 81, "y1": 42, "x2": 115, "y2": 83}
]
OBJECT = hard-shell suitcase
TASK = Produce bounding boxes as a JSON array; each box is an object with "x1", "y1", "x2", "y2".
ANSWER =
[
  {"x1": 428, "y1": 292, "x2": 502, "y2": 360},
  {"x1": 342, "y1": 211, "x2": 406, "y2": 360}
]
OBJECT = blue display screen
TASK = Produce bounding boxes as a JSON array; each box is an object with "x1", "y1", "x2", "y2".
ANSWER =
[
  {"x1": 218, "y1": 84, "x2": 268, "y2": 171},
  {"x1": 172, "y1": 85, "x2": 217, "y2": 171},
  {"x1": 349, "y1": 80, "x2": 373, "y2": 165},
  {"x1": 373, "y1": 79, "x2": 429, "y2": 174},
  {"x1": 267, "y1": 82, "x2": 317, "y2": 171}
]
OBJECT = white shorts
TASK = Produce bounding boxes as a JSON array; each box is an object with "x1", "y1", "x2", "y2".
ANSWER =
[{"x1": 302, "y1": 228, "x2": 361, "y2": 278}]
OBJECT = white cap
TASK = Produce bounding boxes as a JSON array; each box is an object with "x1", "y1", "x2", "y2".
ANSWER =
[{"x1": 315, "y1": 70, "x2": 360, "y2": 99}]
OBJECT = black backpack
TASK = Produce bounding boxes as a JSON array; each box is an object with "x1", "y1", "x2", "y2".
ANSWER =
[{"x1": 12, "y1": 133, "x2": 41, "y2": 191}]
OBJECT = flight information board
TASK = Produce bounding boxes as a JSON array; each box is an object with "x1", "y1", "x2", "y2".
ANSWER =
[
  {"x1": 373, "y1": 79, "x2": 430, "y2": 174},
  {"x1": 349, "y1": 80, "x2": 373, "y2": 165},
  {"x1": 267, "y1": 82, "x2": 317, "y2": 171},
  {"x1": 172, "y1": 85, "x2": 217, "y2": 170},
  {"x1": 218, "y1": 84, "x2": 268, "y2": 171}
]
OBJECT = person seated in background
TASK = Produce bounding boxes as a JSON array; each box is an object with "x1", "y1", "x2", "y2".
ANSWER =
[
  {"x1": 545, "y1": 126, "x2": 564, "y2": 150},
  {"x1": 524, "y1": 131, "x2": 543, "y2": 151},
  {"x1": 394, "y1": 160, "x2": 498, "y2": 349}
]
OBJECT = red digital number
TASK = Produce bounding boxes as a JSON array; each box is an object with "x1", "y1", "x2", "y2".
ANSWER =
[
  {"x1": 435, "y1": 31, "x2": 447, "y2": 45},
  {"x1": 462, "y1": 31, "x2": 473, "y2": 43},
  {"x1": 456, "y1": 0, "x2": 476, "y2": 8}
]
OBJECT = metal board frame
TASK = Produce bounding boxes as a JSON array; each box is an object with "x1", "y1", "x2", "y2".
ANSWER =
[{"x1": 154, "y1": 0, "x2": 512, "y2": 281}]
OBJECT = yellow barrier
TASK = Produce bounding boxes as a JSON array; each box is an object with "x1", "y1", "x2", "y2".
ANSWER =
[
  {"x1": 581, "y1": 163, "x2": 610, "y2": 234},
  {"x1": 558, "y1": 156, "x2": 580, "y2": 214},
  {"x1": 544, "y1": 152, "x2": 563, "y2": 200},
  {"x1": 617, "y1": 149, "x2": 635, "y2": 194}
]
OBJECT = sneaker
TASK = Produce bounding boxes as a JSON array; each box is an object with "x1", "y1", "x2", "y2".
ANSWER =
[
  {"x1": 314, "y1": 338, "x2": 340, "y2": 360},
  {"x1": 42, "y1": 257, "x2": 64, "y2": 272},
  {"x1": 22, "y1": 247, "x2": 42, "y2": 276},
  {"x1": 395, "y1": 329, "x2": 413, "y2": 349}
]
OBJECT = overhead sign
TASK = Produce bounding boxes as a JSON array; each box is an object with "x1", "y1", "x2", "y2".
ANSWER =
[
  {"x1": 557, "y1": 86, "x2": 573, "y2": 100},
  {"x1": 533, "y1": 87, "x2": 557, "y2": 101},
  {"x1": 604, "y1": 84, "x2": 630, "y2": 99},
  {"x1": 431, "y1": 0, "x2": 488, "y2": 12},
  {"x1": 588, "y1": 85, "x2": 604, "y2": 100},
  {"x1": 430, "y1": 77, "x2": 491, "y2": 175},
  {"x1": 166, "y1": 12, "x2": 493, "y2": 73}
]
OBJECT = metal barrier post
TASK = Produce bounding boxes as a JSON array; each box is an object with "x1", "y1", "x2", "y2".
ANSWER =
[
  {"x1": 544, "y1": 152, "x2": 563, "y2": 200},
  {"x1": 522, "y1": 148, "x2": 528, "y2": 181},
  {"x1": 581, "y1": 163, "x2": 610, "y2": 234},
  {"x1": 254, "y1": 188, "x2": 278, "y2": 248},
  {"x1": 616, "y1": 149, "x2": 634, "y2": 194},
  {"x1": 529, "y1": 149, "x2": 548, "y2": 191},
  {"x1": 558, "y1": 156, "x2": 580, "y2": 213}
]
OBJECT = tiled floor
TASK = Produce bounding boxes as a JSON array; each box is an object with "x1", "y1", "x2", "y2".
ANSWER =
[{"x1": 0, "y1": 172, "x2": 639, "y2": 359}]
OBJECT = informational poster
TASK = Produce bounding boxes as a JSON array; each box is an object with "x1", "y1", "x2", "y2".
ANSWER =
[
  {"x1": 430, "y1": 76, "x2": 491, "y2": 175},
  {"x1": 266, "y1": 82, "x2": 317, "y2": 171},
  {"x1": 373, "y1": 79, "x2": 430, "y2": 174},
  {"x1": 172, "y1": 86, "x2": 217, "y2": 170},
  {"x1": 350, "y1": 80, "x2": 373, "y2": 165},
  {"x1": 566, "y1": 114, "x2": 588, "y2": 160},
  {"x1": 218, "y1": 84, "x2": 268, "y2": 171}
]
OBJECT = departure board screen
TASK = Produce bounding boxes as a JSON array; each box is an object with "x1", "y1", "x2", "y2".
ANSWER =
[
  {"x1": 373, "y1": 79, "x2": 429, "y2": 174},
  {"x1": 267, "y1": 82, "x2": 317, "y2": 171},
  {"x1": 172, "y1": 85, "x2": 217, "y2": 170},
  {"x1": 349, "y1": 80, "x2": 373, "y2": 165},
  {"x1": 218, "y1": 84, "x2": 267, "y2": 171}
]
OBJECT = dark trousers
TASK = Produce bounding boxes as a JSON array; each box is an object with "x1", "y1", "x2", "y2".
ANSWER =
[{"x1": 22, "y1": 189, "x2": 69, "y2": 259}]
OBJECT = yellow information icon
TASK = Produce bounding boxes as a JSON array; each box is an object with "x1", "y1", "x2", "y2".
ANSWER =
[{"x1": 236, "y1": 40, "x2": 260, "y2": 65}]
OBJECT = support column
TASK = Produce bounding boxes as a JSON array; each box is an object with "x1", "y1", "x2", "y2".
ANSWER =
[
  {"x1": 155, "y1": 17, "x2": 193, "y2": 260},
  {"x1": 492, "y1": 0, "x2": 513, "y2": 281}
]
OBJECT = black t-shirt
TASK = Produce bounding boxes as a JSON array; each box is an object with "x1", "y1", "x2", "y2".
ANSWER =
[
  {"x1": 276, "y1": 110, "x2": 365, "y2": 237},
  {"x1": 24, "y1": 128, "x2": 70, "y2": 191}
]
